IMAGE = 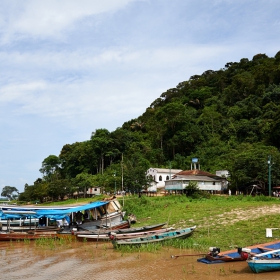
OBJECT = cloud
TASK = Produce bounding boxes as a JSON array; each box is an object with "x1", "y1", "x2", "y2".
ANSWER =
[{"x1": 0, "y1": 0, "x2": 139, "y2": 42}]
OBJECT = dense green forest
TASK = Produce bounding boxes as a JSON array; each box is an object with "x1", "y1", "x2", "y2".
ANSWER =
[{"x1": 18, "y1": 51, "x2": 280, "y2": 202}]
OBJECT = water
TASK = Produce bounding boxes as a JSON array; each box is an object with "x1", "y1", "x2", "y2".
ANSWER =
[{"x1": 1, "y1": 241, "x2": 280, "y2": 280}]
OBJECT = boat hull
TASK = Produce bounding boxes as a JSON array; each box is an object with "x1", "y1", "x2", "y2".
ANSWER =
[
  {"x1": 198, "y1": 240, "x2": 280, "y2": 264},
  {"x1": 76, "y1": 227, "x2": 174, "y2": 242},
  {"x1": 0, "y1": 232, "x2": 58, "y2": 241},
  {"x1": 112, "y1": 226, "x2": 196, "y2": 247},
  {"x1": 77, "y1": 212, "x2": 127, "y2": 231},
  {"x1": 75, "y1": 222, "x2": 167, "y2": 236},
  {"x1": 247, "y1": 259, "x2": 280, "y2": 273}
]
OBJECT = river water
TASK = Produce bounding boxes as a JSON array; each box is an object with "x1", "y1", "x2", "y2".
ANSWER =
[{"x1": 1, "y1": 240, "x2": 280, "y2": 280}]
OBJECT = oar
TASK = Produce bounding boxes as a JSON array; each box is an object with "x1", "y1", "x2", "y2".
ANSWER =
[{"x1": 171, "y1": 253, "x2": 207, "y2": 259}]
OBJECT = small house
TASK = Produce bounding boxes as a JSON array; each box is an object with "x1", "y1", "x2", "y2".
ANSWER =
[
  {"x1": 146, "y1": 168, "x2": 183, "y2": 192},
  {"x1": 165, "y1": 169, "x2": 228, "y2": 193}
]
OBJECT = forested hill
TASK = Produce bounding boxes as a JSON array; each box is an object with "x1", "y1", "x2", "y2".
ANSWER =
[
  {"x1": 20, "y1": 52, "x2": 280, "y2": 201},
  {"x1": 120, "y1": 51, "x2": 280, "y2": 191}
]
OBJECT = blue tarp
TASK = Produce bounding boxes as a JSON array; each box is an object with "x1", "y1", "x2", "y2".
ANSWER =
[{"x1": 0, "y1": 201, "x2": 109, "y2": 220}]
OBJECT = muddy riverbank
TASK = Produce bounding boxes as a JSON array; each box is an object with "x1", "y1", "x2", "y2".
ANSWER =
[{"x1": 1, "y1": 241, "x2": 280, "y2": 280}]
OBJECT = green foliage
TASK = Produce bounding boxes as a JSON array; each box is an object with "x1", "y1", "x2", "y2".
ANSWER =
[
  {"x1": 40, "y1": 155, "x2": 61, "y2": 180},
  {"x1": 185, "y1": 181, "x2": 200, "y2": 198},
  {"x1": 1, "y1": 186, "x2": 19, "y2": 200},
  {"x1": 19, "y1": 51, "x2": 280, "y2": 201}
]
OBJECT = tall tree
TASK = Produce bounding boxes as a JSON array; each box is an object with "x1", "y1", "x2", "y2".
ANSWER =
[
  {"x1": 91, "y1": 129, "x2": 113, "y2": 174},
  {"x1": 1, "y1": 186, "x2": 19, "y2": 200},
  {"x1": 40, "y1": 155, "x2": 61, "y2": 181}
]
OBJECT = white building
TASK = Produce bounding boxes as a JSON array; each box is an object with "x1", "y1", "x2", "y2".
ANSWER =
[
  {"x1": 216, "y1": 170, "x2": 230, "y2": 178},
  {"x1": 146, "y1": 168, "x2": 183, "y2": 192},
  {"x1": 87, "y1": 187, "x2": 101, "y2": 196},
  {"x1": 165, "y1": 169, "x2": 228, "y2": 193}
]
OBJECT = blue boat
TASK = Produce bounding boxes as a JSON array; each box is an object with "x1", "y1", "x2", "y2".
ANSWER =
[
  {"x1": 247, "y1": 249, "x2": 280, "y2": 273},
  {"x1": 197, "y1": 240, "x2": 280, "y2": 264},
  {"x1": 110, "y1": 226, "x2": 196, "y2": 247}
]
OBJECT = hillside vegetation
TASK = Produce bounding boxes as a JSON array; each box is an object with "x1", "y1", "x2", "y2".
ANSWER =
[{"x1": 19, "y1": 52, "x2": 280, "y2": 202}]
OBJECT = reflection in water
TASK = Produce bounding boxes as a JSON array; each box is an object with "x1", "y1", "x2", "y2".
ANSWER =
[{"x1": 0, "y1": 241, "x2": 279, "y2": 280}]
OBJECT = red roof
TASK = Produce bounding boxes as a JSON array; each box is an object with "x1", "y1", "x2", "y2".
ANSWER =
[{"x1": 175, "y1": 169, "x2": 217, "y2": 177}]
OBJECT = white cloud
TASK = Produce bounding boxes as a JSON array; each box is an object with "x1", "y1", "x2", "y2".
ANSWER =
[{"x1": 0, "y1": 0, "x2": 139, "y2": 42}]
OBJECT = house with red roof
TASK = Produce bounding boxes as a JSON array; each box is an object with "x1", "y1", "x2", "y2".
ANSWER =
[{"x1": 165, "y1": 169, "x2": 228, "y2": 193}]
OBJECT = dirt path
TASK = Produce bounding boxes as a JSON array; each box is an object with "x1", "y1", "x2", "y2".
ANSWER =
[{"x1": 198, "y1": 204, "x2": 280, "y2": 227}]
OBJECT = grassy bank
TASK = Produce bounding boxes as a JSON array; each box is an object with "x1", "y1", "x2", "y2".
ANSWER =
[
  {"x1": 121, "y1": 194, "x2": 280, "y2": 252},
  {"x1": 35, "y1": 194, "x2": 280, "y2": 252}
]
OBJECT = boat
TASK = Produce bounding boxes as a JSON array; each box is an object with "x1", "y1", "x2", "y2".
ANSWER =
[
  {"x1": 0, "y1": 198, "x2": 129, "y2": 235},
  {"x1": 74, "y1": 222, "x2": 167, "y2": 236},
  {"x1": 197, "y1": 240, "x2": 280, "y2": 264},
  {"x1": 110, "y1": 226, "x2": 196, "y2": 247},
  {"x1": 0, "y1": 231, "x2": 58, "y2": 241},
  {"x1": 76, "y1": 227, "x2": 174, "y2": 242},
  {"x1": 77, "y1": 211, "x2": 127, "y2": 231},
  {"x1": 201, "y1": 247, "x2": 251, "y2": 263},
  {"x1": 247, "y1": 249, "x2": 280, "y2": 273}
]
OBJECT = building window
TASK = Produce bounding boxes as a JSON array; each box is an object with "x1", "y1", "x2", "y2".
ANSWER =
[
  {"x1": 159, "y1": 175, "x2": 162, "y2": 181},
  {"x1": 213, "y1": 182, "x2": 215, "y2": 185},
  {"x1": 166, "y1": 176, "x2": 169, "y2": 180}
]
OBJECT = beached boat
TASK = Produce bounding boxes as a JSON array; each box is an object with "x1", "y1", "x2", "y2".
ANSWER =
[
  {"x1": 247, "y1": 249, "x2": 280, "y2": 273},
  {"x1": 77, "y1": 211, "x2": 127, "y2": 231},
  {"x1": 74, "y1": 222, "x2": 167, "y2": 236},
  {"x1": 197, "y1": 240, "x2": 280, "y2": 264},
  {"x1": 76, "y1": 227, "x2": 174, "y2": 242},
  {"x1": 0, "y1": 198, "x2": 128, "y2": 234},
  {"x1": 201, "y1": 247, "x2": 250, "y2": 263},
  {"x1": 0, "y1": 231, "x2": 58, "y2": 241},
  {"x1": 110, "y1": 226, "x2": 196, "y2": 247}
]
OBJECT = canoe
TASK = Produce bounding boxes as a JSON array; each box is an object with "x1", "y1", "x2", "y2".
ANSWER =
[
  {"x1": 76, "y1": 227, "x2": 174, "y2": 242},
  {"x1": 247, "y1": 249, "x2": 280, "y2": 273},
  {"x1": 74, "y1": 222, "x2": 167, "y2": 236},
  {"x1": 111, "y1": 226, "x2": 196, "y2": 247}
]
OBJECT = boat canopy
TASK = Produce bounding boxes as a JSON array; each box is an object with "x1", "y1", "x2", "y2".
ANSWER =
[{"x1": 0, "y1": 201, "x2": 109, "y2": 220}]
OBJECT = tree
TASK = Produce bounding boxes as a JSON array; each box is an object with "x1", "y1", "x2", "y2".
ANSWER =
[
  {"x1": 227, "y1": 143, "x2": 280, "y2": 193},
  {"x1": 1, "y1": 186, "x2": 19, "y2": 200},
  {"x1": 91, "y1": 129, "x2": 113, "y2": 174},
  {"x1": 40, "y1": 155, "x2": 61, "y2": 180},
  {"x1": 72, "y1": 172, "x2": 96, "y2": 197},
  {"x1": 185, "y1": 181, "x2": 200, "y2": 197}
]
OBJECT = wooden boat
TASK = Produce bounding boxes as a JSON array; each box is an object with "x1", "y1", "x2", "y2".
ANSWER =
[
  {"x1": 203, "y1": 247, "x2": 250, "y2": 263},
  {"x1": 247, "y1": 249, "x2": 280, "y2": 273},
  {"x1": 110, "y1": 226, "x2": 196, "y2": 247},
  {"x1": 74, "y1": 222, "x2": 167, "y2": 236},
  {"x1": 1, "y1": 198, "x2": 129, "y2": 234},
  {"x1": 0, "y1": 231, "x2": 58, "y2": 241},
  {"x1": 197, "y1": 240, "x2": 280, "y2": 264},
  {"x1": 71, "y1": 199, "x2": 129, "y2": 231},
  {"x1": 76, "y1": 227, "x2": 174, "y2": 242},
  {"x1": 25, "y1": 226, "x2": 61, "y2": 234}
]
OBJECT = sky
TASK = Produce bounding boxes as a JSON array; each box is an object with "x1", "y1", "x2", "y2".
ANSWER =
[{"x1": 0, "y1": 0, "x2": 280, "y2": 193}]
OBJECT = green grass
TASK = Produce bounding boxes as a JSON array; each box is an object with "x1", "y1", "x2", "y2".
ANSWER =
[
  {"x1": 18, "y1": 194, "x2": 280, "y2": 253},
  {"x1": 121, "y1": 194, "x2": 280, "y2": 252}
]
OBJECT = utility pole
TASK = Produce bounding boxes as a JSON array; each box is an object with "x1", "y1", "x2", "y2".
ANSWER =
[
  {"x1": 114, "y1": 172, "x2": 116, "y2": 195},
  {"x1": 268, "y1": 155, "x2": 272, "y2": 196}
]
